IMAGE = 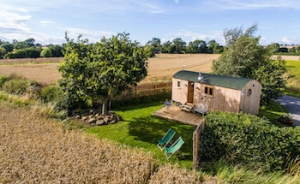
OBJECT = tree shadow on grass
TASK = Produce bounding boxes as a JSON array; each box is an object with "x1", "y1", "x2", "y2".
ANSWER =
[{"x1": 127, "y1": 116, "x2": 195, "y2": 160}]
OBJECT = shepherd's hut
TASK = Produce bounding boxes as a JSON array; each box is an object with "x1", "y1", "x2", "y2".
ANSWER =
[{"x1": 172, "y1": 70, "x2": 262, "y2": 114}]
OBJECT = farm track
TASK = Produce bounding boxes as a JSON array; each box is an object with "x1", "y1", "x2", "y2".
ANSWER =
[{"x1": 0, "y1": 54, "x2": 298, "y2": 85}]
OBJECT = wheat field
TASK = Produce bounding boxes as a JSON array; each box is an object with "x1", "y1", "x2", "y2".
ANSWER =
[
  {"x1": 0, "y1": 101, "x2": 218, "y2": 183},
  {"x1": 0, "y1": 54, "x2": 219, "y2": 85},
  {"x1": 0, "y1": 54, "x2": 298, "y2": 85}
]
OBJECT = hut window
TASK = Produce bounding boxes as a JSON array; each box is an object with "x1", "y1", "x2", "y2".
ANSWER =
[
  {"x1": 247, "y1": 89, "x2": 252, "y2": 96},
  {"x1": 177, "y1": 81, "x2": 181, "y2": 87},
  {"x1": 204, "y1": 87, "x2": 213, "y2": 96}
]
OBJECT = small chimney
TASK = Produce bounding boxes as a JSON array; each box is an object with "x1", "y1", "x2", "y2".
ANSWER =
[{"x1": 198, "y1": 72, "x2": 203, "y2": 80}]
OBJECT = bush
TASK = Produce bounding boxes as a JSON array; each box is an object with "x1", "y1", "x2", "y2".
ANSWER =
[
  {"x1": 0, "y1": 76, "x2": 8, "y2": 89},
  {"x1": 40, "y1": 47, "x2": 52, "y2": 58},
  {"x1": 2, "y1": 78, "x2": 41, "y2": 99},
  {"x1": 40, "y1": 85, "x2": 64, "y2": 103},
  {"x1": 201, "y1": 111, "x2": 300, "y2": 172}
]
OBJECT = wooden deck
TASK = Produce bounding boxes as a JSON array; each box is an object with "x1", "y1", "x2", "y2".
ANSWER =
[{"x1": 152, "y1": 105, "x2": 203, "y2": 126}]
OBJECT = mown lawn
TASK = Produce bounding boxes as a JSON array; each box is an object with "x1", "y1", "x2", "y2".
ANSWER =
[
  {"x1": 258, "y1": 101, "x2": 288, "y2": 127},
  {"x1": 86, "y1": 102, "x2": 196, "y2": 168}
]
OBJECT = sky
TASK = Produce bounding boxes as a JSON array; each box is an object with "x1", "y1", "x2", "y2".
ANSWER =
[{"x1": 0, "y1": 0, "x2": 300, "y2": 46}]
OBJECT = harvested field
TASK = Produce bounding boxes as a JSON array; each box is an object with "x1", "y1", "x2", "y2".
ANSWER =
[
  {"x1": 0, "y1": 54, "x2": 298, "y2": 85},
  {"x1": 0, "y1": 101, "x2": 218, "y2": 183},
  {"x1": 0, "y1": 54, "x2": 219, "y2": 85}
]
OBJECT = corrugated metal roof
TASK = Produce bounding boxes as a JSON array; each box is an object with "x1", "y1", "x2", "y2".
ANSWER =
[{"x1": 172, "y1": 70, "x2": 253, "y2": 90}]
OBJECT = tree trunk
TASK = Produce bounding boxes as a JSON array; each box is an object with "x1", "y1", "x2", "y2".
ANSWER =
[{"x1": 102, "y1": 98, "x2": 109, "y2": 115}]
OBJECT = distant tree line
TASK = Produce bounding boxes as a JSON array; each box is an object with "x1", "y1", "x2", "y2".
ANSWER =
[
  {"x1": 0, "y1": 38, "x2": 63, "y2": 59},
  {"x1": 1, "y1": 36, "x2": 299, "y2": 60},
  {"x1": 266, "y1": 43, "x2": 300, "y2": 54},
  {"x1": 145, "y1": 37, "x2": 224, "y2": 56}
]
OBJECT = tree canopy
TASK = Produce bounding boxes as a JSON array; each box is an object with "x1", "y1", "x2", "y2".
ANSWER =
[
  {"x1": 59, "y1": 32, "x2": 149, "y2": 114},
  {"x1": 212, "y1": 25, "x2": 286, "y2": 105}
]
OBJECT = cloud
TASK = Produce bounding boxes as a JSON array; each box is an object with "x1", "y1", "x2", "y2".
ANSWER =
[
  {"x1": 40, "y1": 20, "x2": 56, "y2": 27},
  {"x1": 65, "y1": 28, "x2": 116, "y2": 42},
  {"x1": 0, "y1": 5, "x2": 31, "y2": 32},
  {"x1": 206, "y1": 0, "x2": 300, "y2": 11},
  {"x1": 173, "y1": 30, "x2": 225, "y2": 45}
]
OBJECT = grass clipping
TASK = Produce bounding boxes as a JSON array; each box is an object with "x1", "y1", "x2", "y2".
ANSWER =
[{"x1": 0, "y1": 102, "x2": 217, "y2": 183}]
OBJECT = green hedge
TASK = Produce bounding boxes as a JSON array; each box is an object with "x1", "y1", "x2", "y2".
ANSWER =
[{"x1": 201, "y1": 111, "x2": 300, "y2": 172}]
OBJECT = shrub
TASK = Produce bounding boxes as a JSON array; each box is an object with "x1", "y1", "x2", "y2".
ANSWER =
[
  {"x1": 0, "y1": 76, "x2": 8, "y2": 89},
  {"x1": 2, "y1": 78, "x2": 41, "y2": 99},
  {"x1": 201, "y1": 111, "x2": 300, "y2": 172},
  {"x1": 40, "y1": 85, "x2": 64, "y2": 103},
  {"x1": 2, "y1": 78, "x2": 29, "y2": 95},
  {"x1": 40, "y1": 47, "x2": 52, "y2": 57}
]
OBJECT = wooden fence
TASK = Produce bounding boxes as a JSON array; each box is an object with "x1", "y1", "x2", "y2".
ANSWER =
[
  {"x1": 113, "y1": 82, "x2": 172, "y2": 101},
  {"x1": 193, "y1": 120, "x2": 205, "y2": 170}
]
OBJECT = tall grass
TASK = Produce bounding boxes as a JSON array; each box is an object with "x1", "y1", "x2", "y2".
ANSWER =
[{"x1": 285, "y1": 60, "x2": 300, "y2": 97}]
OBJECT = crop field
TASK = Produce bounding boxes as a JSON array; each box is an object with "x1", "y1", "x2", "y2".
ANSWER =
[
  {"x1": 0, "y1": 101, "x2": 218, "y2": 183},
  {"x1": 0, "y1": 54, "x2": 219, "y2": 85},
  {"x1": 0, "y1": 54, "x2": 298, "y2": 86}
]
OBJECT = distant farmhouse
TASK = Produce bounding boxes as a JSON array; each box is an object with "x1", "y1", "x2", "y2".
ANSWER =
[{"x1": 172, "y1": 70, "x2": 262, "y2": 114}]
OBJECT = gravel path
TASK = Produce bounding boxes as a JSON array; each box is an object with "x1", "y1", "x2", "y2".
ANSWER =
[{"x1": 275, "y1": 95, "x2": 300, "y2": 126}]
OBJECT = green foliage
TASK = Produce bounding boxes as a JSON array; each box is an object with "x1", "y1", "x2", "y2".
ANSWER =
[
  {"x1": 285, "y1": 60, "x2": 300, "y2": 97},
  {"x1": 186, "y1": 40, "x2": 208, "y2": 54},
  {"x1": 5, "y1": 47, "x2": 41, "y2": 59},
  {"x1": 0, "y1": 47, "x2": 6, "y2": 59},
  {"x1": 1, "y1": 43, "x2": 14, "y2": 52},
  {"x1": 40, "y1": 85, "x2": 64, "y2": 103},
  {"x1": 0, "y1": 76, "x2": 8, "y2": 89},
  {"x1": 59, "y1": 32, "x2": 149, "y2": 114},
  {"x1": 2, "y1": 78, "x2": 29, "y2": 95},
  {"x1": 48, "y1": 44, "x2": 63, "y2": 57},
  {"x1": 253, "y1": 59, "x2": 286, "y2": 104},
  {"x1": 208, "y1": 40, "x2": 224, "y2": 54},
  {"x1": 212, "y1": 24, "x2": 287, "y2": 104},
  {"x1": 1, "y1": 77, "x2": 41, "y2": 99},
  {"x1": 40, "y1": 47, "x2": 52, "y2": 57},
  {"x1": 201, "y1": 111, "x2": 300, "y2": 172}
]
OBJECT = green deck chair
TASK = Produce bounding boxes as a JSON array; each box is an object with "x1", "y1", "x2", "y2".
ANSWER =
[
  {"x1": 157, "y1": 128, "x2": 176, "y2": 150},
  {"x1": 164, "y1": 136, "x2": 184, "y2": 159}
]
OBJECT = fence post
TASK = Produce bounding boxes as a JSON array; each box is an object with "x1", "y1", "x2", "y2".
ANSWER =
[{"x1": 193, "y1": 120, "x2": 205, "y2": 170}]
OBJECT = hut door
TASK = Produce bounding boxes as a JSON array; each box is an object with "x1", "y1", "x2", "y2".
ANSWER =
[{"x1": 187, "y1": 81, "x2": 194, "y2": 103}]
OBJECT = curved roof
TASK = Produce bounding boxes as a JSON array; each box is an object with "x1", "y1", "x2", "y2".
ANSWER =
[{"x1": 173, "y1": 70, "x2": 253, "y2": 90}]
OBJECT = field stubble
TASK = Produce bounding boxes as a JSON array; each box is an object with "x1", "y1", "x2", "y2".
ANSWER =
[
  {"x1": 0, "y1": 54, "x2": 220, "y2": 85},
  {"x1": 0, "y1": 54, "x2": 298, "y2": 85}
]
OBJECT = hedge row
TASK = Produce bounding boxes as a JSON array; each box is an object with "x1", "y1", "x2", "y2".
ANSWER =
[
  {"x1": 0, "y1": 75, "x2": 172, "y2": 112},
  {"x1": 201, "y1": 111, "x2": 300, "y2": 172}
]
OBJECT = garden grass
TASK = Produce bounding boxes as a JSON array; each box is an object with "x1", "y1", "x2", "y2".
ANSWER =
[
  {"x1": 86, "y1": 102, "x2": 195, "y2": 168},
  {"x1": 259, "y1": 101, "x2": 288, "y2": 127}
]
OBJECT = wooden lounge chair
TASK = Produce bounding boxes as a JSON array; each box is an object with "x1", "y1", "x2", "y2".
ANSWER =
[
  {"x1": 157, "y1": 129, "x2": 176, "y2": 150},
  {"x1": 164, "y1": 136, "x2": 184, "y2": 159}
]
